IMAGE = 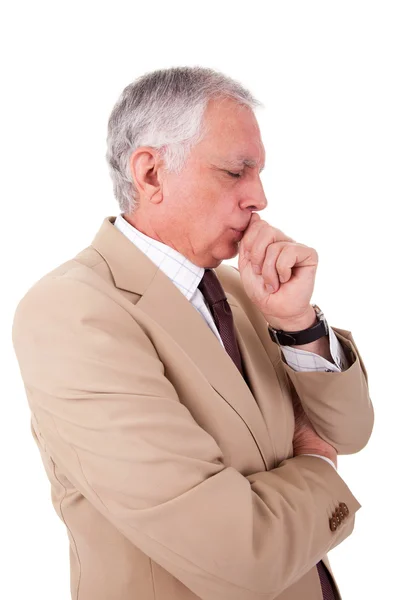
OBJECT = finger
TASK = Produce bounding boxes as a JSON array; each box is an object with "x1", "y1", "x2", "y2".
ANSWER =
[
  {"x1": 272, "y1": 243, "x2": 318, "y2": 285},
  {"x1": 241, "y1": 214, "x2": 285, "y2": 260},
  {"x1": 260, "y1": 241, "x2": 288, "y2": 290},
  {"x1": 277, "y1": 244, "x2": 318, "y2": 277},
  {"x1": 245, "y1": 224, "x2": 295, "y2": 270},
  {"x1": 249, "y1": 212, "x2": 261, "y2": 224},
  {"x1": 275, "y1": 244, "x2": 298, "y2": 284},
  {"x1": 238, "y1": 237, "x2": 250, "y2": 266},
  {"x1": 240, "y1": 218, "x2": 265, "y2": 260}
]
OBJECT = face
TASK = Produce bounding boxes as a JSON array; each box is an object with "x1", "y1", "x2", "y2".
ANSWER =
[{"x1": 131, "y1": 97, "x2": 267, "y2": 268}]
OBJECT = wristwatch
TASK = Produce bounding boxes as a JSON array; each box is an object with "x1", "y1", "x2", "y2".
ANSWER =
[{"x1": 268, "y1": 304, "x2": 329, "y2": 346}]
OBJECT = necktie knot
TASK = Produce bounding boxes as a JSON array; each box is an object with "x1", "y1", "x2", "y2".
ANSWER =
[{"x1": 198, "y1": 268, "x2": 226, "y2": 306}]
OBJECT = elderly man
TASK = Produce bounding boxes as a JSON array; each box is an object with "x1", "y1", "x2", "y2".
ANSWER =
[{"x1": 12, "y1": 67, "x2": 373, "y2": 600}]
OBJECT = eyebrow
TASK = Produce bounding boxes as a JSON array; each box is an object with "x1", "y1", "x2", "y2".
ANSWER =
[{"x1": 224, "y1": 158, "x2": 265, "y2": 172}]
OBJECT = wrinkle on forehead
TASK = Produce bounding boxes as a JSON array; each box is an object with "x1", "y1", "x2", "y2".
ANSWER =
[{"x1": 225, "y1": 157, "x2": 265, "y2": 172}]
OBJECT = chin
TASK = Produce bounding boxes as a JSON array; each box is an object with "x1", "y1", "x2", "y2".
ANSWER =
[
  {"x1": 206, "y1": 235, "x2": 239, "y2": 267},
  {"x1": 214, "y1": 246, "x2": 239, "y2": 265}
]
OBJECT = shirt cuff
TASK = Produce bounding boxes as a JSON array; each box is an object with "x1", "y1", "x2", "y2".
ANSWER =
[
  {"x1": 279, "y1": 324, "x2": 350, "y2": 373},
  {"x1": 303, "y1": 453, "x2": 337, "y2": 470}
]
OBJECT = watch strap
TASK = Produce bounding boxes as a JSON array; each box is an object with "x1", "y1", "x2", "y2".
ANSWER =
[{"x1": 268, "y1": 304, "x2": 329, "y2": 346}]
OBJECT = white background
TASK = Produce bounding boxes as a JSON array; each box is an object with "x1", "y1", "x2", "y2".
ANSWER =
[{"x1": 2, "y1": 1, "x2": 398, "y2": 598}]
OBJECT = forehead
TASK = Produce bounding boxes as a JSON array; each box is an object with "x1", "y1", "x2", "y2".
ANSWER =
[{"x1": 200, "y1": 97, "x2": 265, "y2": 166}]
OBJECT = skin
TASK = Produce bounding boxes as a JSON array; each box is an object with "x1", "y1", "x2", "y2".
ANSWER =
[
  {"x1": 124, "y1": 95, "x2": 337, "y2": 467},
  {"x1": 125, "y1": 96, "x2": 330, "y2": 353},
  {"x1": 125, "y1": 96, "x2": 267, "y2": 269}
]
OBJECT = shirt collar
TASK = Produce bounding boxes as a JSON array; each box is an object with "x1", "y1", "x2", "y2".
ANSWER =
[{"x1": 113, "y1": 214, "x2": 205, "y2": 302}]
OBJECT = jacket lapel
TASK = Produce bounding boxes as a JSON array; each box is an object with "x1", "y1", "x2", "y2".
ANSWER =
[{"x1": 91, "y1": 216, "x2": 274, "y2": 470}]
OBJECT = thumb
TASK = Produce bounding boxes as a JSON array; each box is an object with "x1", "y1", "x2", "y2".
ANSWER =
[{"x1": 250, "y1": 212, "x2": 261, "y2": 224}]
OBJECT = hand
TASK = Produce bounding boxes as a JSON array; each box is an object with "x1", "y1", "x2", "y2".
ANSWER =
[
  {"x1": 238, "y1": 213, "x2": 319, "y2": 329},
  {"x1": 292, "y1": 393, "x2": 338, "y2": 468}
]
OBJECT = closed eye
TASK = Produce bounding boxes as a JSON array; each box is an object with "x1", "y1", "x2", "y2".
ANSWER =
[{"x1": 226, "y1": 171, "x2": 243, "y2": 178}]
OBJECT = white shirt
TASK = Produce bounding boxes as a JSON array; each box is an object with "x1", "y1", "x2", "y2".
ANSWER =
[{"x1": 114, "y1": 214, "x2": 343, "y2": 470}]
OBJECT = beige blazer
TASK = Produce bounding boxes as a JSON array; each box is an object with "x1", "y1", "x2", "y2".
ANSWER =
[{"x1": 12, "y1": 216, "x2": 374, "y2": 600}]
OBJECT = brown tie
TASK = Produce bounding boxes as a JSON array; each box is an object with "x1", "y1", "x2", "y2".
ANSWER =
[
  {"x1": 198, "y1": 268, "x2": 245, "y2": 376},
  {"x1": 198, "y1": 267, "x2": 338, "y2": 600}
]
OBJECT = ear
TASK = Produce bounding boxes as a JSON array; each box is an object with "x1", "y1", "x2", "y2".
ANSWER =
[{"x1": 129, "y1": 147, "x2": 164, "y2": 204}]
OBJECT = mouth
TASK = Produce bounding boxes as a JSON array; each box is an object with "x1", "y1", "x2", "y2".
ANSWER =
[{"x1": 233, "y1": 221, "x2": 250, "y2": 232}]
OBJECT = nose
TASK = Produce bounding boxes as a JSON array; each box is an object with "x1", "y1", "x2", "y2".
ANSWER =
[{"x1": 240, "y1": 176, "x2": 268, "y2": 212}]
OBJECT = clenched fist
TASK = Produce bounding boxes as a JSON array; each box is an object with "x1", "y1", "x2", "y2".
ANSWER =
[{"x1": 238, "y1": 212, "x2": 318, "y2": 331}]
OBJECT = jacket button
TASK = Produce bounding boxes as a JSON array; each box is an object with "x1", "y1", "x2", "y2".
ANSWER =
[
  {"x1": 335, "y1": 507, "x2": 345, "y2": 522},
  {"x1": 329, "y1": 517, "x2": 338, "y2": 531},
  {"x1": 333, "y1": 514, "x2": 341, "y2": 527},
  {"x1": 334, "y1": 508, "x2": 342, "y2": 522}
]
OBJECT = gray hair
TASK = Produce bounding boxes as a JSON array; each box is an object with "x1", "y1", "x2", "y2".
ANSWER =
[{"x1": 105, "y1": 66, "x2": 263, "y2": 214}]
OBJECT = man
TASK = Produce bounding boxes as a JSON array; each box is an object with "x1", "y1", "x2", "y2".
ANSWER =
[{"x1": 12, "y1": 67, "x2": 373, "y2": 600}]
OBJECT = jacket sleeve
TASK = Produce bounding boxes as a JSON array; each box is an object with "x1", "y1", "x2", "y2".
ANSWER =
[
  {"x1": 280, "y1": 326, "x2": 374, "y2": 455},
  {"x1": 12, "y1": 275, "x2": 362, "y2": 600}
]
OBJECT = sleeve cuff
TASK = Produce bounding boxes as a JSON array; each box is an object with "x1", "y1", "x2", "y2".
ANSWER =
[
  {"x1": 303, "y1": 453, "x2": 337, "y2": 470},
  {"x1": 279, "y1": 324, "x2": 350, "y2": 373}
]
